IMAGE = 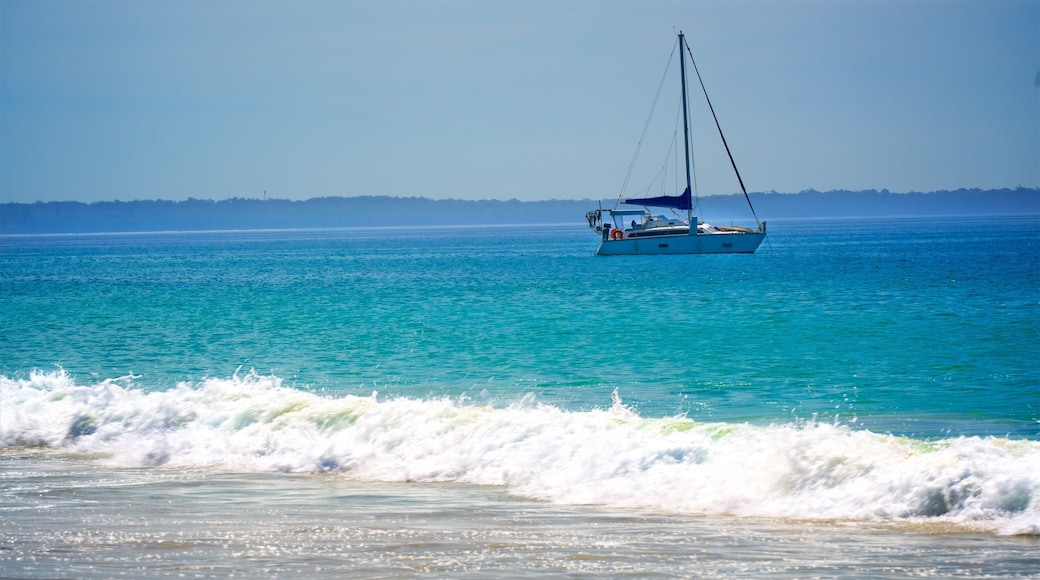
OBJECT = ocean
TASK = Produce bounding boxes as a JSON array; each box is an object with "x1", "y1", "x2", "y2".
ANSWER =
[{"x1": 2, "y1": 215, "x2": 1038, "y2": 577}]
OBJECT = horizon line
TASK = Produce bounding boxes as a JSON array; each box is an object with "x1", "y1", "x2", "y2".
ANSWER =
[{"x1": 4, "y1": 186, "x2": 1038, "y2": 206}]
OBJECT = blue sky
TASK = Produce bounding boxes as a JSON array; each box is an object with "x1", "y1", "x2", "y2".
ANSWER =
[{"x1": 2, "y1": 0, "x2": 1037, "y2": 203}]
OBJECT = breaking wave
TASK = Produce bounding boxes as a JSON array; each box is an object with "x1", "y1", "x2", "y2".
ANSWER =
[{"x1": 3, "y1": 369, "x2": 1038, "y2": 535}]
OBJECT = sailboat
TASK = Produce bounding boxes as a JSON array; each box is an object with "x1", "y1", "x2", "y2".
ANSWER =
[{"x1": 586, "y1": 31, "x2": 766, "y2": 256}]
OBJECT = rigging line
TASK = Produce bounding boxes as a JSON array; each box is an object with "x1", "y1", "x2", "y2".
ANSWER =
[
  {"x1": 672, "y1": 98, "x2": 699, "y2": 217},
  {"x1": 679, "y1": 51, "x2": 700, "y2": 216},
  {"x1": 639, "y1": 138, "x2": 674, "y2": 198},
  {"x1": 684, "y1": 41, "x2": 761, "y2": 227},
  {"x1": 671, "y1": 100, "x2": 681, "y2": 197},
  {"x1": 643, "y1": 105, "x2": 680, "y2": 198},
  {"x1": 615, "y1": 38, "x2": 678, "y2": 209}
]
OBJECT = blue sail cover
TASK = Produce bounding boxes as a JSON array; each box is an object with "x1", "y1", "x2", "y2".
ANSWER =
[{"x1": 623, "y1": 186, "x2": 692, "y2": 210}]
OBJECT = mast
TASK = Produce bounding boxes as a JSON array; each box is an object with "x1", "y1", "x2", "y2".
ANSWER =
[{"x1": 678, "y1": 31, "x2": 693, "y2": 226}]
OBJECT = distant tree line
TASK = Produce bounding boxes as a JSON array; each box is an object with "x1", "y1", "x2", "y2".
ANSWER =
[{"x1": 1, "y1": 188, "x2": 1036, "y2": 234}]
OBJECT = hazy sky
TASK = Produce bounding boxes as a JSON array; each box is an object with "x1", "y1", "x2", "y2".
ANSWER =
[{"x1": 2, "y1": 0, "x2": 1037, "y2": 203}]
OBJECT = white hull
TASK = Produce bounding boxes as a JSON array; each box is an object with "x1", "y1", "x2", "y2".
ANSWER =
[{"x1": 596, "y1": 231, "x2": 764, "y2": 256}]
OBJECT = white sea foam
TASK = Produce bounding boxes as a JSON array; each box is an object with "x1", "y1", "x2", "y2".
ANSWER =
[{"x1": 2, "y1": 369, "x2": 1038, "y2": 535}]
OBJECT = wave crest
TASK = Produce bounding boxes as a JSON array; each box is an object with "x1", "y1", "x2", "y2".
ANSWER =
[{"x1": 2, "y1": 370, "x2": 1038, "y2": 535}]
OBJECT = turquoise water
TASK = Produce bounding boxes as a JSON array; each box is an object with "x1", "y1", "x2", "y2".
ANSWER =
[
  {"x1": 2, "y1": 215, "x2": 1039, "y2": 576},
  {"x1": 4, "y1": 216, "x2": 1037, "y2": 434}
]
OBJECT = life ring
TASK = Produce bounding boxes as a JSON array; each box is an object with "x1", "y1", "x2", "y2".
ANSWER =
[{"x1": 610, "y1": 229, "x2": 623, "y2": 240}]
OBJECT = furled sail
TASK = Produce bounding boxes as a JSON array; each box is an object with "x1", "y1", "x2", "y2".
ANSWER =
[{"x1": 622, "y1": 186, "x2": 693, "y2": 211}]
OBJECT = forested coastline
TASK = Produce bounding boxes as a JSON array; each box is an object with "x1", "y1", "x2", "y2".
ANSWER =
[{"x1": 2, "y1": 188, "x2": 1036, "y2": 234}]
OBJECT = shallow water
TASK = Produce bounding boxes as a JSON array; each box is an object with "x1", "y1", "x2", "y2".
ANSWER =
[{"x1": 3, "y1": 454, "x2": 1037, "y2": 578}]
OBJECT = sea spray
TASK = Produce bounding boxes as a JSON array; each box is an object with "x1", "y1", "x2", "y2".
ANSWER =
[{"x1": 3, "y1": 369, "x2": 1038, "y2": 535}]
